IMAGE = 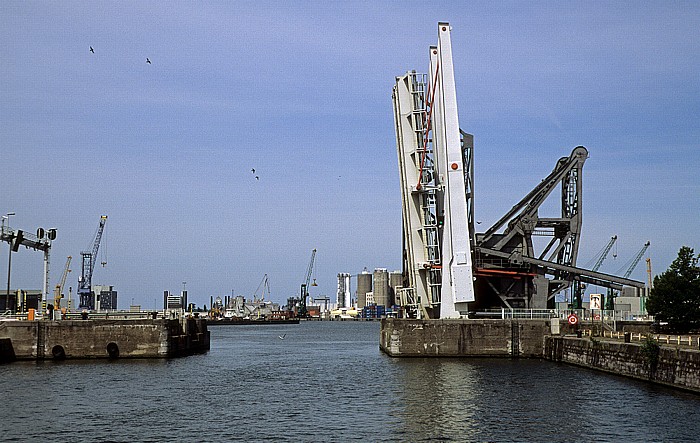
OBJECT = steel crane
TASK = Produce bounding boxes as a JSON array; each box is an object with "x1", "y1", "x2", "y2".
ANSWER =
[
  {"x1": 573, "y1": 235, "x2": 617, "y2": 309},
  {"x1": 53, "y1": 256, "x2": 72, "y2": 310},
  {"x1": 78, "y1": 215, "x2": 107, "y2": 310},
  {"x1": 298, "y1": 248, "x2": 317, "y2": 318},
  {"x1": 592, "y1": 236, "x2": 618, "y2": 273},
  {"x1": 606, "y1": 241, "x2": 650, "y2": 309},
  {"x1": 622, "y1": 242, "x2": 651, "y2": 279},
  {"x1": 253, "y1": 274, "x2": 270, "y2": 302}
]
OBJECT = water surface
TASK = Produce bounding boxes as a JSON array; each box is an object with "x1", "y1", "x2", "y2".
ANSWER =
[{"x1": 1, "y1": 321, "x2": 698, "y2": 442}]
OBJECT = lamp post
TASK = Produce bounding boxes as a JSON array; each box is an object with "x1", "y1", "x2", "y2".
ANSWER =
[{"x1": 3, "y1": 212, "x2": 16, "y2": 312}]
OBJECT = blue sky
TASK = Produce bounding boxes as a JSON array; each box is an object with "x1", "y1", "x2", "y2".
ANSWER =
[{"x1": 1, "y1": 1, "x2": 698, "y2": 309}]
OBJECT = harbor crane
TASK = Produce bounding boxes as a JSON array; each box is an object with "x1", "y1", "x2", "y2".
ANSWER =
[
  {"x1": 253, "y1": 274, "x2": 270, "y2": 302},
  {"x1": 605, "y1": 241, "x2": 650, "y2": 309},
  {"x1": 78, "y1": 215, "x2": 107, "y2": 310},
  {"x1": 52, "y1": 256, "x2": 72, "y2": 310},
  {"x1": 298, "y1": 248, "x2": 317, "y2": 318},
  {"x1": 573, "y1": 235, "x2": 617, "y2": 309}
]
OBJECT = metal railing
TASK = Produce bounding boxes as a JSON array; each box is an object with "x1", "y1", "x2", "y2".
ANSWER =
[
  {"x1": 473, "y1": 308, "x2": 557, "y2": 319},
  {"x1": 580, "y1": 329, "x2": 700, "y2": 348},
  {"x1": 469, "y1": 308, "x2": 654, "y2": 322},
  {"x1": 0, "y1": 310, "x2": 167, "y2": 321}
]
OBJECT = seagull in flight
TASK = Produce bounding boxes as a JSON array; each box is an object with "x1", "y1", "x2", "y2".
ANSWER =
[
  {"x1": 278, "y1": 334, "x2": 286, "y2": 340},
  {"x1": 90, "y1": 46, "x2": 94, "y2": 53},
  {"x1": 251, "y1": 168, "x2": 255, "y2": 174},
  {"x1": 146, "y1": 58, "x2": 151, "y2": 64},
  {"x1": 255, "y1": 176, "x2": 259, "y2": 181}
]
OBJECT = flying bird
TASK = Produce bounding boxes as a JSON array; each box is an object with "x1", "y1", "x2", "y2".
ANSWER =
[
  {"x1": 90, "y1": 46, "x2": 94, "y2": 53},
  {"x1": 255, "y1": 176, "x2": 259, "y2": 181},
  {"x1": 278, "y1": 334, "x2": 286, "y2": 340},
  {"x1": 251, "y1": 168, "x2": 255, "y2": 174},
  {"x1": 146, "y1": 58, "x2": 151, "y2": 64}
]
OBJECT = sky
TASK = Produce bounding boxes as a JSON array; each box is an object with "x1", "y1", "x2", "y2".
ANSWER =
[{"x1": 1, "y1": 1, "x2": 698, "y2": 309}]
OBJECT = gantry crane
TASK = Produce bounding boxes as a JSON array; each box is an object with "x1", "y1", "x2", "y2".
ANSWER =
[
  {"x1": 606, "y1": 241, "x2": 650, "y2": 309},
  {"x1": 53, "y1": 256, "x2": 72, "y2": 310},
  {"x1": 298, "y1": 248, "x2": 317, "y2": 318},
  {"x1": 78, "y1": 215, "x2": 107, "y2": 310}
]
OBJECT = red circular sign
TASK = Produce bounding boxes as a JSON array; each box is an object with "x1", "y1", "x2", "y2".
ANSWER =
[{"x1": 567, "y1": 314, "x2": 579, "y2": 325}]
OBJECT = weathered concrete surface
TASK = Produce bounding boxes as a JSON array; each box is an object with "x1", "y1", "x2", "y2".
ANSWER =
[
  {"x1": 380, "y1": 318, "x2": 550, "y2": 357},
  {"x1": 381, "y1": 319, "x2": 700, "y2": 393},
  {"x1": 0, "y1": 318, "x2": 209, "y2": 361},
  {"x1": 544, "y1": 337, "x2": 700, "y2": 393}
]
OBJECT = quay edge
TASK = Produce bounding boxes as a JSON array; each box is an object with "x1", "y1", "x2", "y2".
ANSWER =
[
  {"x1": 380, "y1": 318, "x2": 550, "y2": 358},
  {"x1": 380, "y1": 318, "x2": 700, "y2": 394},
  {"x1": 0, "y1": 318, "x2": 209, "y2": 362}
]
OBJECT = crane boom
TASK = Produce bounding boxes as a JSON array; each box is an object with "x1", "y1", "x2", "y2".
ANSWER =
[
  {"x1": 575, "y1": 235, "x2": 617, "y2": 309},
  {"x1": 78, "y1": 215, "x2": 108, "y2": 310},
  {"x1": 304, "y1": 249, "x2": 317, "y2": 288},
  {"x1": 624, "y1": 241, "x2": 650, "y2": 278},
  {"x1": 53, "y1": 256, "x2": 72, "y2": 310},
  {"x1": 592, "y1": 235, "x2": 617, "y2": 272},
  {"x1": 606, "y1": 241, "x2": 651, "y2": 310},
  {"x1": 253, "y1": 274, "x2": 270, "y2": 302},
  {"x1": 298, "y1": 249, "x2": 317, "y2": 318}
]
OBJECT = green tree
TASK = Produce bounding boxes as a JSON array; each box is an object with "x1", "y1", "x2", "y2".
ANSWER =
[{"x1": 646, "y1": 246, "x2": 700, "y2": 333}]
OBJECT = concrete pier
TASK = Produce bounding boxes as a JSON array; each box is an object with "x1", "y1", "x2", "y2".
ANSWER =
[
  {"x1": 380, "y1": 318, "x2": 700, "y2": 393},
  {"x1": 544, "y1": 336, "x2": 700, "y2": 393},
  {"x1": 380, "y1": 318, "x2": 551, "y2": 357},
  {"x1": 0, "y1": 318, "x2": 209, "y2": 361}
]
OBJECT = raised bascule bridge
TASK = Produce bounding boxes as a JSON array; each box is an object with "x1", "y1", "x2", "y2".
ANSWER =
[{"x1": 391, "y1": 22, "x2": 645, "y2": 321}]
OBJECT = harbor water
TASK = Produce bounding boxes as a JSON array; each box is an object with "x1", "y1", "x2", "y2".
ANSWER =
[{"x1": 1, "y1": 321, "x2": 699, "y2": 442}]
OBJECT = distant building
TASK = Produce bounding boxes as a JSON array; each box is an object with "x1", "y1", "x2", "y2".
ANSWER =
[
  {"x1": 337, "y1": 273, "x2": 351, "y2": 308},
  {"x1": 373, "y1": 268, "x2": 390, "y2": 307},
  {"x1": 164, "y1": 290, "x2": 187, "y2": 310},
  {"x1": 615, "y1": 286, "x2": 648, "y2": 317},
  {"x1": 94, "y1": 285, "x2": 118, "y2": 311},
  {"x1": 356, "y1": 270, "x2": 372, "y2": 309}
]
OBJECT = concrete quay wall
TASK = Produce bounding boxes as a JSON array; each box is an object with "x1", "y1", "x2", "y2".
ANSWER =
[
  {"x1": 380, "y1": 318, "x2": 550, "y2": 357},
  {"x1": 380, "y1": 319, "x2": 700, "y2": 393},
  {"x1": 0, "y1": 318, "x2": 209, "y2": 361},
  {"x1": 544, "y1": 336, "x2": 700, "y2": 393}
]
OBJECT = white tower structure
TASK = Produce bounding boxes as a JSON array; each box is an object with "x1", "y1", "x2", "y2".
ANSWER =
[{"x1": 393, "y1": 23, "x2": 475, "y2": 319}]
